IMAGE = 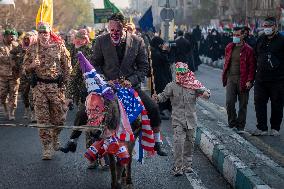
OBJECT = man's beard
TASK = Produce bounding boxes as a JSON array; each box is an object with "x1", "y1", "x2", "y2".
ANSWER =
[{"x1": 111, "y1": 35, "x2": 121, "y2": 45}]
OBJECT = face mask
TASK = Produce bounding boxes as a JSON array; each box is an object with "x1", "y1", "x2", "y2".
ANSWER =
[
  {"x1": 108, "y1": 20, "x2": 123, "y2": 46},
  {"x1": 233, "y1": 37, "x2": 241, "y2": 44},
  {"x1": 264, "y1": 28, "x2": 273, "y2": 35}
]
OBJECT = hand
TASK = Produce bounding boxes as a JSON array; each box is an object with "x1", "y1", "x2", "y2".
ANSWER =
[
  {"x1": 121, "y1": 80, "x2": 132, "y2": 88},
  {"x1": 162, "y1": 44, "x2": 170, "y2": 51},
  {"x1": 202, "y1": 91, "x2": 210, "y2": 100},
  {"x1": 152, "y1": 94, "x2": 158, "y2": 102},
  {"x1": 108, "y1": 80, "x2": 116, "y2": 87},
  {"x1": 246, "y1": 81, "x2": 253, "y2": 90}
]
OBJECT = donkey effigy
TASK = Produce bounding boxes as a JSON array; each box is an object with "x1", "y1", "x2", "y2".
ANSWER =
[{"x1": 61, "y1": 52, "x2": 157, "y2": 189}]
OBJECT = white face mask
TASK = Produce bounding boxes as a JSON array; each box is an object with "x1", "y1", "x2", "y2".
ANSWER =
[{"x1": 264, "y1": 28, "x2": 273, "y2": 36}]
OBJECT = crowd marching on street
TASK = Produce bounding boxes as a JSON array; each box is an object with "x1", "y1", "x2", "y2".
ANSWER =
[{"x1": 0, "y1": 9, "x2": 284, "y2": 188}]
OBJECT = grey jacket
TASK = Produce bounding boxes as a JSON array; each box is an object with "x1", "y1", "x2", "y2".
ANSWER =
[
  {"x1": 157, "y1": 82, "x2": 200, "y2": 129},
  {"x1": 92, "y1": 33, "x2": 149, "y2": 89}
]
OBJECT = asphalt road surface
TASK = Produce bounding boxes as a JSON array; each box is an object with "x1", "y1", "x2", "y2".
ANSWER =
[{"x1": 0, "y1": 95, "x2": 231, "y2": 189}]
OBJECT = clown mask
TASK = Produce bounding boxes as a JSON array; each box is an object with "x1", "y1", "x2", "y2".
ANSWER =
[
  {"x1": 73, "y1": 29, "x2": 90, "y2": 48},
  {"x1": 86, "y1": 93, "x2": 105, "y2": 127},
  {"x1": 108, "y1": 20, "x2": 124, "y2": 46}
]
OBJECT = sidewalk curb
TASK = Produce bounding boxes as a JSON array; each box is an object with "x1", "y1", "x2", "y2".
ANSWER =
[
  {"x1": 200, "y1": 56, "x2": 224, "y2": 69},
  {"x1": 195, "y1": 126, "x2": 271, "y2": 189}
]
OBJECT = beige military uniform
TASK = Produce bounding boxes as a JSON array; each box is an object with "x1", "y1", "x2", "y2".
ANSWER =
[
  {"x1": 23, "y1": 42, "x2": 72, "y2": 159},
  {"x1": 0, "y1": 41, "x2": 20, "y2": 119},
  {"x1": 157, "y1": 81, "x2": 198, "y2": 171}
]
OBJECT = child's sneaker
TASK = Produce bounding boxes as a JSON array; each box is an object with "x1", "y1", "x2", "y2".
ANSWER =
[
  {"x1": 172, "y1": 167, "x2": 183, "y2": 177},
  {"x1": 270, "y1": 129, "x2": 280, "y2": 136}
]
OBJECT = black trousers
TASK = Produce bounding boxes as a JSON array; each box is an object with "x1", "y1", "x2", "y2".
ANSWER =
[
  {"x1": 254, "y1": 80, "x2": 284, "y2": 131},
  {"x1": 70, "y1": 108, "x2": 87, "y2": 139},
  {"x1": 136, "y1": 89, "x2": 161, "y2": 129}
]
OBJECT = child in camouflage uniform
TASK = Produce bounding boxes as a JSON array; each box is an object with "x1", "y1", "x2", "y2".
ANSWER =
[{"x1": 153, "y1": 62, "x2": 210, "y2": 176}]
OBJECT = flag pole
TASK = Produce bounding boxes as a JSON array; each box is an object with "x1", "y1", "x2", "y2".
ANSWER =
[
  {"x1": 148, "y1": 46, "x2": 156, "y2": 95},
  {"x1": 40, "y1": 0, "x2": 45, "y2": 22}
]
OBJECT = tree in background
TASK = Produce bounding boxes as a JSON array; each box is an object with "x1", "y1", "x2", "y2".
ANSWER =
[
  {"x1": 0, "y1": 0, "x2": 93, "y2": 31},
  {"x1": 191, "y1": 0, "x2": 218, "y2": 26}
]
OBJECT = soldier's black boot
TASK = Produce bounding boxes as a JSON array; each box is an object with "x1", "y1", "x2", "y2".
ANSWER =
[
  {"x1": 59, "y1": 139, "x2": 77, "y2": 153},
  {"x1": 154, "y1": 142, "x2": 168, "y2": 156}
]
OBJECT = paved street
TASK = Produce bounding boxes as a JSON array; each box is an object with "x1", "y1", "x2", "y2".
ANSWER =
[
  {"x1": 2, "y1": 64, "x2": 282, "y2": 189},
  {"x1": 0, "y1": 97, "x2": 231, "y2": 189},
  {"x1": 195, "y1": 64, "x2": 284, "y2": 165}
]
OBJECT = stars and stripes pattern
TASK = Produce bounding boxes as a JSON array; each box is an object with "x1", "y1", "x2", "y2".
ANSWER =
[
  {"x1": 84, "y1": 69, "x2": 112, "y2": 95},
  {"x1": 116, "y1": 86, "x2": 143, "y2": 124},
  {"x1": 116, "y1": 100, "x2": 135, "y2": 142},
  {"x1": 115, "y1": 85, "x2": 155, "y2": 155},
  {"x1": 133, "y1": 91, "x2": 155, "y2": 153}
]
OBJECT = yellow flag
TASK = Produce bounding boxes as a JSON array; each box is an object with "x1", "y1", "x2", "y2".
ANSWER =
[
  {"x1": 129, "y1": 16, "x2": 134, "y2": 24},
  {"x1": 35, "y1": 0, "x2": 53, "y2": 28},
  {"x1": 89, "y1": 30, "x2": 96, "y2": 40}
]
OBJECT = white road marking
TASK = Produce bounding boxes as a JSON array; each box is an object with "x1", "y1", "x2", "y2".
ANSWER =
[
  {"x1": 164, "y1": 136, "x2": 208, "y2": 189},
  {"x1": 185, "y1": 172, "x2": 208, "y2": 189}
]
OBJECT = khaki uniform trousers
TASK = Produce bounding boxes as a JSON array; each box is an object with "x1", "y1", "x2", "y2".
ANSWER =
[
  {"x1": 173, "y1": 124, "x2": 195, "y2": 170},
  {"x1": 0, "y1": 77, "x2": 20, "y2": 110},
  {"x1": 33, "y1": 83, "x2": 67, "y2": 152}
]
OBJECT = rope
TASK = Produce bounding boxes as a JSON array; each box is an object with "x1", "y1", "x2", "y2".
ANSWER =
[{"x1": 0, "y1": 123, "x2": 105, "y2": 130}]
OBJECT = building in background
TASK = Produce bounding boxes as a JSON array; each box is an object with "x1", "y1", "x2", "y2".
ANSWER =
[
  {"x1": 129, "y1": 0, "x2": 153, "y2": 14},
  {"x1": 218, "y1": 0, "x2": 282, "y2": 22},
  {"x1": 129, "y1": 0, "x2": 283, "y2": 32}
]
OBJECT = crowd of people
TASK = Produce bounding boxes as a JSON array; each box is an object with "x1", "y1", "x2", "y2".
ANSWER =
[
  {"x1": 149, "y1": 17, "x2": 283, "y2": 138},
  {"x1": 0, "y1": 13, "x2": 283, "y2": 180}
]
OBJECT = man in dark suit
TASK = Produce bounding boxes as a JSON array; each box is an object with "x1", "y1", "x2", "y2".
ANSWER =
[{"x1": 92, "y1": 13, "x2": 167, "y2": 156}]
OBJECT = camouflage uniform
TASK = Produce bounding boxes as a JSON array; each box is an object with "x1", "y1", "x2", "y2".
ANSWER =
[
  {"x1": 10, "y1": 45, "x2": 33, "y2": 119},
  {"x1": 0, "y1": 41, "x2": 21, "y2": 119},
  {"x1": 23, "y1": 42, "x2": 72, "y2": 159},
  {"x1": 66, "y1": 43, "x2": 76, "y2": 67},
  {"x1": 19, "y1": 73, "x2": 33, "y2": 112},
  {"x1": 66, "y1": 45, "x2": 94, "y2": 149}
]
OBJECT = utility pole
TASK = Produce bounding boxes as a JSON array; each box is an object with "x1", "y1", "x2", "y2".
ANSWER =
[
  {"x1": 160, "y1": 0, "x2": 174, "y2": 42},
  {"x1": 164, "y1": 0, "x2": 170, "y2": 42}
]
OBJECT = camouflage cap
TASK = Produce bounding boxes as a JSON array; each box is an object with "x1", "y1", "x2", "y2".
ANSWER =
[
  {"x1": 3, "y1": 29, "x2": 18, "y2": 37},
  {"x1": 37, "y1": 22, "x2": 51, "y2": 32}
]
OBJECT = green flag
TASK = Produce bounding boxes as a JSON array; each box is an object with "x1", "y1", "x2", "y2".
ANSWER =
[{"x1": 104, "y1": 0, "x2": 121, "y2": 14}]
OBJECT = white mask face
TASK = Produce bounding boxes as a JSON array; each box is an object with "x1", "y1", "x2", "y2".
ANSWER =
[
  {"x1": 264, "y1": 28, "x2": 273, "y2": 36},
  {"x1": 108, "y1": 20, "x2": 123, "y2": 46}
]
